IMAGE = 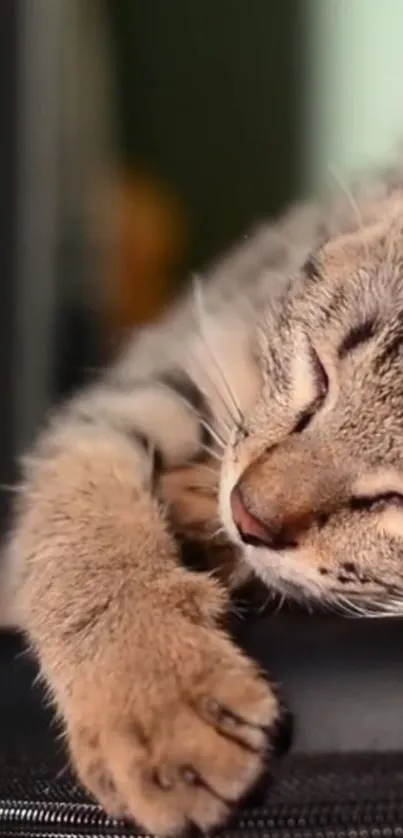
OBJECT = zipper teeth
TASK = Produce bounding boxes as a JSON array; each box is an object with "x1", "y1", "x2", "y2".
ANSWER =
[
  {"x1": 0, "y1": 834, "x2": 125, "y2": 838},
  {"x1": 1, "y1": 801, "x2": 403, "y2": 838},
  {"x1": 0, "y1": 801, "x2": 125, "y2": 836},
  {"x1": 1, "y1": 833, "x2": 403, "y2": 838},
  {"x1": 222, "y1": 831, "x2": 403, "y2": 838},
  {"x1": 0, "y1": 834, "x2": 129, "y2": 838}
]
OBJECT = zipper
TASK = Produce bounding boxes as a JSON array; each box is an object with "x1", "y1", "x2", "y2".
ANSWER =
[
  {"x1": 1, "y1": 798, "x2": 403, "y2": 838},
  {"x1": 0, "y1": 800, "x2": 123, "y2": 836},
  {"x1": 2, "y1": 755, "x2": 403, "y2": 837}
]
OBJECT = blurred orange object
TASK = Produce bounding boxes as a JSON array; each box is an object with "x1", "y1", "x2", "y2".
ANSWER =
[{"x1": 102, "y1": 172, "x2": 186, "y2": 333}]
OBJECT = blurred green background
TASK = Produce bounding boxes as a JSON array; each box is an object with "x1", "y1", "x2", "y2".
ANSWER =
[
  {"x1": 105, "y1": 0, "x2": 303, "y2": 273},
  {"x1": 8, "y1": 0, "x2": 403, "y2": 448},
  {"x1": 104, "y1": 0, "x2": 403, "y2": 272}
]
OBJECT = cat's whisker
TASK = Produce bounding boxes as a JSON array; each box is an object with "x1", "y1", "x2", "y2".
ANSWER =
[
  {"x1": 165, "y1": 333, "x2": 235, "y2": 434},
  {"x1": 156, "y1": 381, "x2": 227, "y2": 449},
  {"x1": 329, "y1": 589, "x2": 403, "y2": 619},
  {"x1": 371, "y1": 596, "x2": 403, "y2": 617},
  {"x1": 328, "y1": 163, "x2": 370, "y2": 259},
  {"x1": 255, "y1": 590, "x2": 272, "y2": 616},
  {"x1": 186, "y1": 340, "x2": 240, "y2": 434},
  {"x1": 192, "y1": 277, "x2": 245, "y2": 426},
  {"x1": 273, "y1": 593, "x2": 286, "y2": 615},
  {"x1": 198, "y1": 421, "x2": 226, "y2": 451},
  {"x1": 228, "y1": 599, "x2": 246, "y2": 621},
  {"x1": 188, "y1": 360, "x2": 234, "y2": 435},
  {"x1": 210, "y1": 525, "x2": 226, "y2": 541},
  {"x1": 330, "y1": 592, "x2": 368, "y2": 618},
  {"x1": 55, "y1": 762, "x2": 74, "y2": 783},
  {"x1": 185, "y1": 342, "x2": 236, "y2": 432},
  {"x1": 185, "y1": 483, "x2": 218, "y2": 494},
  {"x1": 387, "y1": 595, "x2": 403, "y2": 609},
  {"x1": 197, "y1": 463, "x2": 219, "y2": 478},
  {"x1": 199, "y1": 442, "x2": 222, "y2": 462},
  {"x1": 352, "y1": 600, "x2": 383, "y2": 618}
]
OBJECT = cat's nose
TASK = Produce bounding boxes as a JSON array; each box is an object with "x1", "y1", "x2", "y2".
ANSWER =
[{"x1": 230, "y1": 484, "x2": 297, "y2": 550}]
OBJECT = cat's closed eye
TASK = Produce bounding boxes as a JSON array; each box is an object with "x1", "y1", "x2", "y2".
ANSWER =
[
  {"x1": 349, "y1": 492, "x2": 403, "y2": 512},
  {"x1": 292, "y1": 345, "x2": 328, "y2": 434}
]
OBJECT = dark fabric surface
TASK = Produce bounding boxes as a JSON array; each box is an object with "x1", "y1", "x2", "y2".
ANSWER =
[
  {"x1": 2, "y1": 611, "x2": 403, "y2": 761},
  {"x1": 1, "y1": 614, "x2": 403, "y2": 835}
]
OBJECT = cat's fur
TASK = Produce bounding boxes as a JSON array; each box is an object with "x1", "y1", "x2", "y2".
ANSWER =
[{"x1": 5, "y1": 159, "x2": 403, "y2": 834}]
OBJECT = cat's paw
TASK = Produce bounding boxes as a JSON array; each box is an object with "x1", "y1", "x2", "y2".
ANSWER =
[
  {"x1": 64, "y1": 578, "x2": 279, "y2": 835},
  {"x1": 160, "y1": 459, "x2": 223, "y2": 544},
  {"x1": 160, "y1": 461, "x2": 245, "y2": 585}
]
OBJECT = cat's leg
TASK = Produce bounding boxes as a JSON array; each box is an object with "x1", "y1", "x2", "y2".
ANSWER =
[{"x1": 7, "y1": 320, "x2": 279, "y2": 836}]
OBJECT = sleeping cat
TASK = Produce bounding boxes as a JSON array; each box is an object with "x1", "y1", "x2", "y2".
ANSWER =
[{"x1": 5, "y1": 159, "x2": 403, "y2": 835}]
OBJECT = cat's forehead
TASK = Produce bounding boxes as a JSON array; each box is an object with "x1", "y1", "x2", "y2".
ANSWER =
[{"x1": 289, "y1": 212, "x2": 403, "y2": 335}]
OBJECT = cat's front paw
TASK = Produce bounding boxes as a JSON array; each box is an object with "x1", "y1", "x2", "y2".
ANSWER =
[{"x1": 64, "y1": 577, "x2": 279, "y2": 836}]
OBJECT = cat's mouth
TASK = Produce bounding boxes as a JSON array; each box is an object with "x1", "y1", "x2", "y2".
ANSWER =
[{"x1": 220, "y1": 469, "x2": 403, "y2": 618}]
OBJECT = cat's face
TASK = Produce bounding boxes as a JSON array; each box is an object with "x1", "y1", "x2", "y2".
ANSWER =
[{"x1": 220, "y1": 211, "x2": 403, "y2": 614}]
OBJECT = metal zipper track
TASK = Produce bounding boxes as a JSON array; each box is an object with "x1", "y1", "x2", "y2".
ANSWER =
[
  {"x1": 0, "y1": 800, "x2": 125, "y2": 836},
  {"x1": 2, "y1": 753, "x2": 403, "y2": 837},
  {"x1": 1, "y1": 798, "x2": 403, "y2": 838}
]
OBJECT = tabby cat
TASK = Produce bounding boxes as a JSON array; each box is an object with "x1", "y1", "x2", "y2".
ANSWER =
[{"x1": 4, "y1": 160, "x2": 403, "y2": 835}]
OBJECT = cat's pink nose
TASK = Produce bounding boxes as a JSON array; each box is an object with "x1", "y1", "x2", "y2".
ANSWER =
[
  {"x1": 230, "y1": 484, "x2": 275, "y2": 548},
  {"x1": 230, "y1": 484, "x2": 299, "y2": 550}
]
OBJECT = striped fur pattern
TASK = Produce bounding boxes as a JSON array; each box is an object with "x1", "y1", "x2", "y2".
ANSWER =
[{"x1": 4, "y1": 158, "x2": 403, "y2": 834}]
